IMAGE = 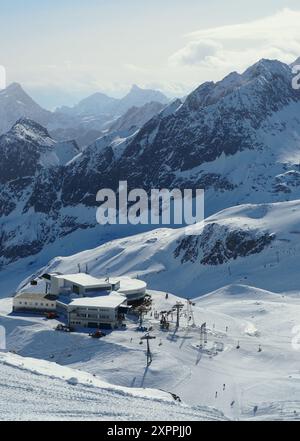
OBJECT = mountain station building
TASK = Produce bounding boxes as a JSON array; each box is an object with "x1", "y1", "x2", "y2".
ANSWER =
[{"x1": 13, "y1": 273, "x2": 147, "y2": 330}]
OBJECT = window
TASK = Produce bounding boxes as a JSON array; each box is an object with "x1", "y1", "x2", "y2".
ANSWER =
[
  {"x1": 19, "y1": 302, "x2": 22, "y2": 305},
  {"x1": 72, "y1": 285, "x2": 80, "y2": 295},
  {"x1": 85, "y1": 287, "x2": 108, "y2": 293}
]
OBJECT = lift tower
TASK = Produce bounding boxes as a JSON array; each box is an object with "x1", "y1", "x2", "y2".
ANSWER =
[
  {"x1": 200, "y1": 322, "x2": 208, "y2": 349},
  {"x1": 186, "y1": 298, "x2": 196, "y2": 328},
  {"x1": 141, "y1": 333, "x2": 156, "y2": 366},
  {"x1": 173, "y1": 302, "x2": 184, "y2": 329}
]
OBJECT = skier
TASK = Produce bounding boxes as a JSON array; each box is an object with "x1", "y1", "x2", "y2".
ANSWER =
[
  {"x1": 253, "y1": 406, "x2": 258, "y2": 416},
  {"x1": 223, "y1": 384, "x2": 226, "y2": 391},
  {"x1": 215, "y1": 391, "x2": 218, "y2": 399}
]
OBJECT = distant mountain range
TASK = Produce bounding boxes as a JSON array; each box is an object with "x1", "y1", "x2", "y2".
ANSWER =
[
  {"x1": 0, "y1": 83, "x2": 169, "y2": 147},
  {"x1": 2, "y1": 57, "x2": 300, "y2": 273},
  {"x1": 56, "y1": 84, "x2": 168, "y2": 117}
]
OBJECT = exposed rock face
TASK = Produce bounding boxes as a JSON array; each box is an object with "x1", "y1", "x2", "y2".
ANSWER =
[{"x1": 174, "y1": 223, "x2": 275, "y2": 265}]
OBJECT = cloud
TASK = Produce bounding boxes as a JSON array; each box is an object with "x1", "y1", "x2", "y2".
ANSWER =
[
  {"x1": 169, "y1": 8, "x2": 300, "y2": 71},
  {"x1": 169, "y1": 39, "x2": 222, "y2": 66}
]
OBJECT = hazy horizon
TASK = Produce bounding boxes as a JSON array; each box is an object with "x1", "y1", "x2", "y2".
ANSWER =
[{"x1": 2, "y1": 0, "x2": 300, "y2": 109}]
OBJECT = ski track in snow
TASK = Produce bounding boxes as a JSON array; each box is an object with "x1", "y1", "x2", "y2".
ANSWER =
[
  {"x1": 1, "y1": 287, "x2": 300, "y2": 420},
  {"x1": 0, "y1": 352, "x2": 224, "y2": 421}
]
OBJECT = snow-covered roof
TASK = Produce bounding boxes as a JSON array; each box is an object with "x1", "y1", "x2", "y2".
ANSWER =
[
  {"x1": 68, "y1": 292, "x2": 126, "y2": 309},
  {"x1": 118, "y1": 277, "x2": 147, "y2": 294},
  {"x1": 14, "y1": 292, "x2": 56, "y2": 301},
  {"x1": 51, "y1": 273, "x2": 120, "y2": 289}
]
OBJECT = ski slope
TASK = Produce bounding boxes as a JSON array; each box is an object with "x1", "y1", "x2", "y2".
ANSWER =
[
  {"x1": 23, "y1": 199, "x2": 300, "y2": 298},
  {"x1": 1, "y1": 286, "x2": 300, "y2": 421},
  {"x1": 3, "y1": 199, "x2": 300, "y2": 420},
  {"x1": 0, "y1": 351, "x2": 225, "y2": 421}
]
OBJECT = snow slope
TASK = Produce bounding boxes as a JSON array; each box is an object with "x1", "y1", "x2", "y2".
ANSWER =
[
  {"x1": 0, "y1": 351, "x2": 224, "y2": 421},
  {"x1": 1, "y1": 286, "x2": 300, "y2": 421},
  {"x1": 26, "y1": 199, "x2": 300, "y2": 298}
]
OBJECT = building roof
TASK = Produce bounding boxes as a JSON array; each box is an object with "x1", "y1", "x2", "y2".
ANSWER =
[
  {"x1": 68, "y1": 292, "x2": 126, "y2": 309},
  {"x1": 118, "y1": 277, "x2": 147, "y2": 294},
  {"x1": 51, "y1": 273, "x2": 120, "y2": 289},
  {"x1": 14, "y1": 292, "x2": 56, "y2": 301}
]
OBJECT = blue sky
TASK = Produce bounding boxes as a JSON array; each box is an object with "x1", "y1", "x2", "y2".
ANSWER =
[{"x1": 1, "y1": 0, "x2": 300, "y2": 108}]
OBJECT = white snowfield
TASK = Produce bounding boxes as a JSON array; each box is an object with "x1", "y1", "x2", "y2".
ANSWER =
[
  {"x1": 1, "y1": 285, "x2": 300, "y2": 421},
  {"x1": 4, "y1": 199, "x2": 300, "y2": 421},
  {"x1": 32, "y1": 199, "x2": 300, "y2": 297},
  {"x1": 0, "y1": 352, "x2": 225, "y2": 421}
]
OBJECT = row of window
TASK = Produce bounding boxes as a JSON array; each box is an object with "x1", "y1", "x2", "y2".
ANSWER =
[
  {"x1": 18, "y1": 301, "x2": 55, "y2": 307},
  {"x1": 77, "y1": 308, "x2": 110, "y2": 313},
  {"x1": 74, "y1": 313, "x2": 111, "y2": 320}
]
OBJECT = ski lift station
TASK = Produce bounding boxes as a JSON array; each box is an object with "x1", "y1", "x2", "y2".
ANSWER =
[
  {"x1": 43, "y1": 273, "x2": 147, "y2": 304},
  {"x1": 13, "y1": 273, "x2": 147, "y2": 330}
]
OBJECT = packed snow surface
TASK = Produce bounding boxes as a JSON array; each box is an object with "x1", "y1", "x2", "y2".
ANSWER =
[
  {"x1": 25, "y1": 199, "x2": 300, "y2": 297},
  {"x1": 1, "y1": 286, "x2": 300, "y2": 421},
  {"x1": 0, "y1": 351, "x2": 224, "y2": 421}
]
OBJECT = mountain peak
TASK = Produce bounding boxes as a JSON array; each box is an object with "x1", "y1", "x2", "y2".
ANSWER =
[
  {"x1": 244, "y1": 58, "x2": 290, "y2": 80},
  {"x1": 130, "y1": 84, "x2": 142, "y2": 92},
  {"x1": 290, "y1": 56, "x2": 300, "y2": 68},
  {"x1": 4, "y1": 82, "x2": 27, "y2": 96},
  {"x1": 7, "y1": 82, "x2": 23, "y2": 90},
  {"x1": 119, "y1": 85, "x2": 169, "y2": 112}
]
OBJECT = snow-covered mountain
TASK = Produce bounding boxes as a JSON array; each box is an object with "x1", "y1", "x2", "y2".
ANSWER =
[
  {"x1": 59, "y1": 59, "x2": 300, "y2": 211},
  {"x1": 4, "y1": 58, "x2": 300, "y2": 421},
  {"x1": 0, "y1": 118, "x2": 80, "y2": 185},
  {"x1": 57, "y1": 92, "x2": 118, "y2": 117},
  {"x1": 0, "y1": 119, "x2": 82, "y2": 265},
  {"x1": 57, "y1": 85, "x2": 169, "y2": 120},
  {"x1": 0, "y1": 83, "x2": 168, "y2": 148},
  {"x1": 108, "y1": 101, "x2": 165, "y2": 135},
  {"x1": 2, "y1": 58, "x2": 300, "y2": 271},
  {"x1": 115, "y1": 85, "x2": 169, "y2": 115},
  {"x1": 0, "y1": 83, "x2": 52, "y2": 134},
  {"x1": 0, "y1": 83, "x2": 97, "y2": 147},
  {"x1": 26, "y1": 199, "x2": 300, "y2": 298}
]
